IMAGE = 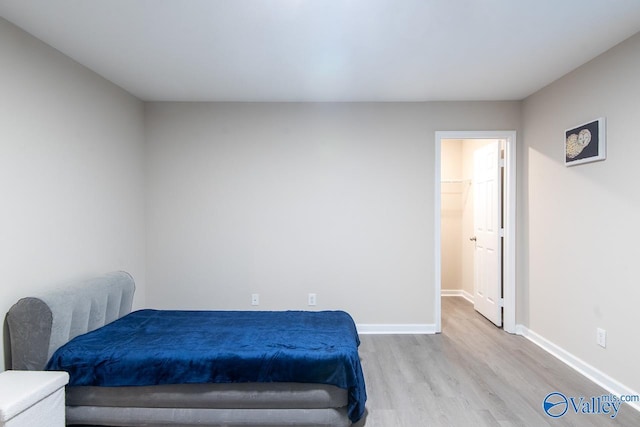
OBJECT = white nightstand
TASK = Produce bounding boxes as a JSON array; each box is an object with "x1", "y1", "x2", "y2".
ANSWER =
[{"x1": 0, "y1": 370, "x2": 69, "y2": 427}]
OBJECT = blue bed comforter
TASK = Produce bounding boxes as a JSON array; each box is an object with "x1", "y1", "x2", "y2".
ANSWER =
[{"x1": 46, "y1": 309, "x2": 366, "y2": 422}]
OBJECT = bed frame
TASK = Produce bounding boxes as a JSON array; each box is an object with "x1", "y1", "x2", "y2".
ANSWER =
[{"x1": 6, "y1": 272, "x2": 353, "y2": 426}]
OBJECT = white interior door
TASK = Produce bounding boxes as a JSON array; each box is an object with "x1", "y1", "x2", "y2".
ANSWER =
[{"x1": 472, "y1": 141, "x2": 502, "y2": 326}]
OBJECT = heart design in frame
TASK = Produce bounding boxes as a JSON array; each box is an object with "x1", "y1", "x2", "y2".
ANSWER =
[{"x1": 565, "y1": 129, "x2": 592, "y2": 159}]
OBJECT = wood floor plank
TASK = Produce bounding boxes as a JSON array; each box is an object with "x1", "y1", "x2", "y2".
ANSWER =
[{"x1": 356, "y1": 297, "x2": 640, "y2": 426}]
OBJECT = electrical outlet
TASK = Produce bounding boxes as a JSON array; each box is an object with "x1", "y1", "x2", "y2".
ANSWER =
[
  {"x1": 251, "y1": 293, "x2": 259, "y2": 306},
  {"x1": 597, "y1": 328, "x2": 606, "y2": 348},
  {"x1": 308, "y1": 293, "x2": 317, "y2": 306}
]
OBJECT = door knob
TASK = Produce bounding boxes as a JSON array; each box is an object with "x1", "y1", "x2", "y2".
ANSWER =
[{"x1": 469, "y1": 236, "x2": 477, "y2": 241}]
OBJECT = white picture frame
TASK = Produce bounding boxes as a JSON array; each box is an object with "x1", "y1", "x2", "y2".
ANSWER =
[{"x1": 564, "y1": 117, "x2": 606, "y2": 166}]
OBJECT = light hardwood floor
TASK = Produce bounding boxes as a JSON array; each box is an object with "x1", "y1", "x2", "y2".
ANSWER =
[{"x1": 354, "y1": 297, "x2": 640, "y2": 426}]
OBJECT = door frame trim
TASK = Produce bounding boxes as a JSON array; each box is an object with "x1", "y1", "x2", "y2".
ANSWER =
[{"x1": 434, "y1": 130, "x2": 517, "y2": 333}]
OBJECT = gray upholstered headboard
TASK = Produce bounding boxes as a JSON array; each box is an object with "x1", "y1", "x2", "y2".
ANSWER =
[{"x1": 6, "y1": 271, "x2": 135, "y2": 371}]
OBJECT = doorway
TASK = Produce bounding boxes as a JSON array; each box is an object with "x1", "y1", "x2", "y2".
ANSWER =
[{"x1": 434, "y1": 131, "x2": 516, "y2": 334}]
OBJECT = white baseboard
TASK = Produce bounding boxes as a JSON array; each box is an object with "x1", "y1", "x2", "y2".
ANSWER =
[
  {"x1": 516, "y1": 324, "x2": 640, "y2": 413},
  {"x1": 357, "y1": 324, "x2": 436, "y2": 334},
  {"x1": 441, "y1": 289, "x2": 474, "y2": 304}
]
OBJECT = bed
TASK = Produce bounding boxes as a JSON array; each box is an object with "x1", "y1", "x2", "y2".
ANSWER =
[{"x1": 6, "y1": 271, "x2": 366, "y2": 426}]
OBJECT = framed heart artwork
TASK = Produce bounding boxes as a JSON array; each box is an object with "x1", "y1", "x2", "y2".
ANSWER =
[{"x1": 564, "y1": 117, "x2": 606, "y2": 166}]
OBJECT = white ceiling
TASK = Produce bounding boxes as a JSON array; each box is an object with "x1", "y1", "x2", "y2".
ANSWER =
[{"x1": 2, "y1": 0, "x2": 640, "y2": 102}]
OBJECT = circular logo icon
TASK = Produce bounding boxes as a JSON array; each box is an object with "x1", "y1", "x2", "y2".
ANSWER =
[{"x1": 543, "y1": 392, "x2": 568, "y2": 418}]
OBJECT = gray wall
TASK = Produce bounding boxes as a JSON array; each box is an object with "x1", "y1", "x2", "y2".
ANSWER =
[
  {"x1": 144, "y1": 102, "x2": 520, "y2": 326},
  {"x1": 0, "y1": 18, "x2": 146, "y2": 370},
  {"x1": 522, "y1": 32, "x2": 640, "y2": 393}
]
